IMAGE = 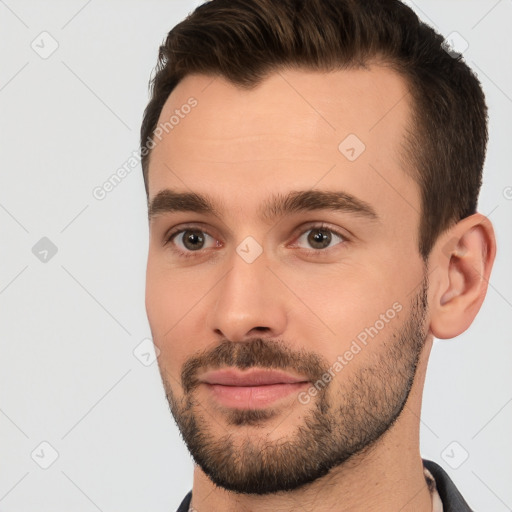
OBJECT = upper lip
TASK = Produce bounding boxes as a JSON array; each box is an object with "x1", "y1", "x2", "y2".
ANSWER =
[{"x1": 199, "y1": 368, "x2": 310, "y2": 386}]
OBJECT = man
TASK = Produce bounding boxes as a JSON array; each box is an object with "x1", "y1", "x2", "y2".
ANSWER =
[{"x1": 140, "y1": 0, "x2": 496, "y2": 510}]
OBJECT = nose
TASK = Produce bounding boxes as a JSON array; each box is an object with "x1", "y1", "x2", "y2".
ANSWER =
[{"x1": 206, "y1": 245, "x2": 288, "y2": 342}]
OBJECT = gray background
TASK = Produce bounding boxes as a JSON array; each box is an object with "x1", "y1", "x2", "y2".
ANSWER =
[{"x1": 1, "y1": 1, "x2": 511, "y2": 511}]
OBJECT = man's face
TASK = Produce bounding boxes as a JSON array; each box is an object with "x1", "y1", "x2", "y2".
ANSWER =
[{"x1": 145, "y1": 67, "x2": 430, "y2": 493}]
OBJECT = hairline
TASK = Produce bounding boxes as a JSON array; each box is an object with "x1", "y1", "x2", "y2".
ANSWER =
[{"x1": 143, "y1": 58, "x2": 423, "y2": 188}]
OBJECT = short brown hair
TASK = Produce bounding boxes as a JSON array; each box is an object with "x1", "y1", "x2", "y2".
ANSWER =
[{"x1": 140, "y1": 0, "x2": 488, "y2": 260}]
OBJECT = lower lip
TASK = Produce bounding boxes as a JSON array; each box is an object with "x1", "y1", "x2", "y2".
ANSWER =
[{"x1": 204, "y1": 382, "x2": 309, "y2": 408}]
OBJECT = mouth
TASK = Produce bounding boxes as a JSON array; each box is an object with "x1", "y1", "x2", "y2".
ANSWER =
[{"x1": 198, "y1": 368, "x2": 311, "y2": 409}]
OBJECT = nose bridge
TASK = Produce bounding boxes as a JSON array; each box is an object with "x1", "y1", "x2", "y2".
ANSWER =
[{"x1": 207, "y1": 243, "x2": 286, "y2": 341}]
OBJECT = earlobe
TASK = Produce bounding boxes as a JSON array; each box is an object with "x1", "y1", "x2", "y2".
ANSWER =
[{"x1": 429, "y1": 214, "x2": 496, "y2": 340}]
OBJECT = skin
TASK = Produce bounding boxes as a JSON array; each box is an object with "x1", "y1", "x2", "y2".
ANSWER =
[{"x1": 145, "y1": 67, "x2": 496, "y2": 511}]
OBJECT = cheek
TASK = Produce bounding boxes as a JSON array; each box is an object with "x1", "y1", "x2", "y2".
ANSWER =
[
  {"x1": 281, "y1": 262, "x2": 408, "y2": 361},
  {"x1": 145, "y1": 256, "x2": 201, "y2": 333},
  {"x1": 145, "y1": 265, "x2": 198, "y2": 373},
  {"x1": 288, "y1": 262, "x2": 392, "y2": 316},
  {"x1": 145, "y1": 265, "x2": 171, "y2": 336}
]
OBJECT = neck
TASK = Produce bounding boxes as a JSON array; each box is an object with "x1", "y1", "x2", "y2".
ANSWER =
[{"x1": 189, "y1": 340, "x2": 434, "y2": 512}]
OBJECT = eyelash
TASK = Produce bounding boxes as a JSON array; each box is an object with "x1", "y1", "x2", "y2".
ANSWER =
[{"x1": 164, "y1": 223, "x2": 349, "y2": 259}]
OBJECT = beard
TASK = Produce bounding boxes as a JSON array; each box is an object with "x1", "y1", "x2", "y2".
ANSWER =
[{"x1": 159, "y1": 272, "x2": 429, "y2": 495}]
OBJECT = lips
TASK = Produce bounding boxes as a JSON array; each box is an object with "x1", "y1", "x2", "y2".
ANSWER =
[
  {"x1": 200, "y1": 368, "x2": 310, "y2": 386},
  {"x1": 198, "y1": 368, "x2": 311, "y2": 409}
]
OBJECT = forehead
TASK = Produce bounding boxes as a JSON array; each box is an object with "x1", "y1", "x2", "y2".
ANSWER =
[{"x1": 147, "y1": 66, "x2": 418, "y2": 228}]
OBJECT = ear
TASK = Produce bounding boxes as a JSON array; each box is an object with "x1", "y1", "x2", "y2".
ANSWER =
[{"x1": 428, "y1": 213, "x2": 496, "y2": 339}]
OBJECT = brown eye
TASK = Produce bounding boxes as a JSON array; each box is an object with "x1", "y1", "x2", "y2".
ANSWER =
[
  {"x1": 166, "y1": 228, "x2": 217, "y2": 255},
  {"x1": 180, "y1": 230, "x2": 206, "y2": 251},
  {"x1": 308, "y1": 228, "x2": 333, "y2": 249},
  {"x1": 295, "y1": 225, "x2": 346, "y2": 251}
]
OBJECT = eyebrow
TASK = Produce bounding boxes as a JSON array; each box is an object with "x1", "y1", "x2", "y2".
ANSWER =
[{"x1": 148, "y1": 188, "x2": 379, "y2": 223}]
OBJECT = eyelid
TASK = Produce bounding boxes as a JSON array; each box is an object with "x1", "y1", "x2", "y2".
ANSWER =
[{"x1": 288, "y1": 221, "x2": 350, "y2": 242}]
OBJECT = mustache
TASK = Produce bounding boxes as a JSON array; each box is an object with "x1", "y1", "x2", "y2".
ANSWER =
[{"x1": 181, "y1": 338, "x2": 329, "y2": 393}]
